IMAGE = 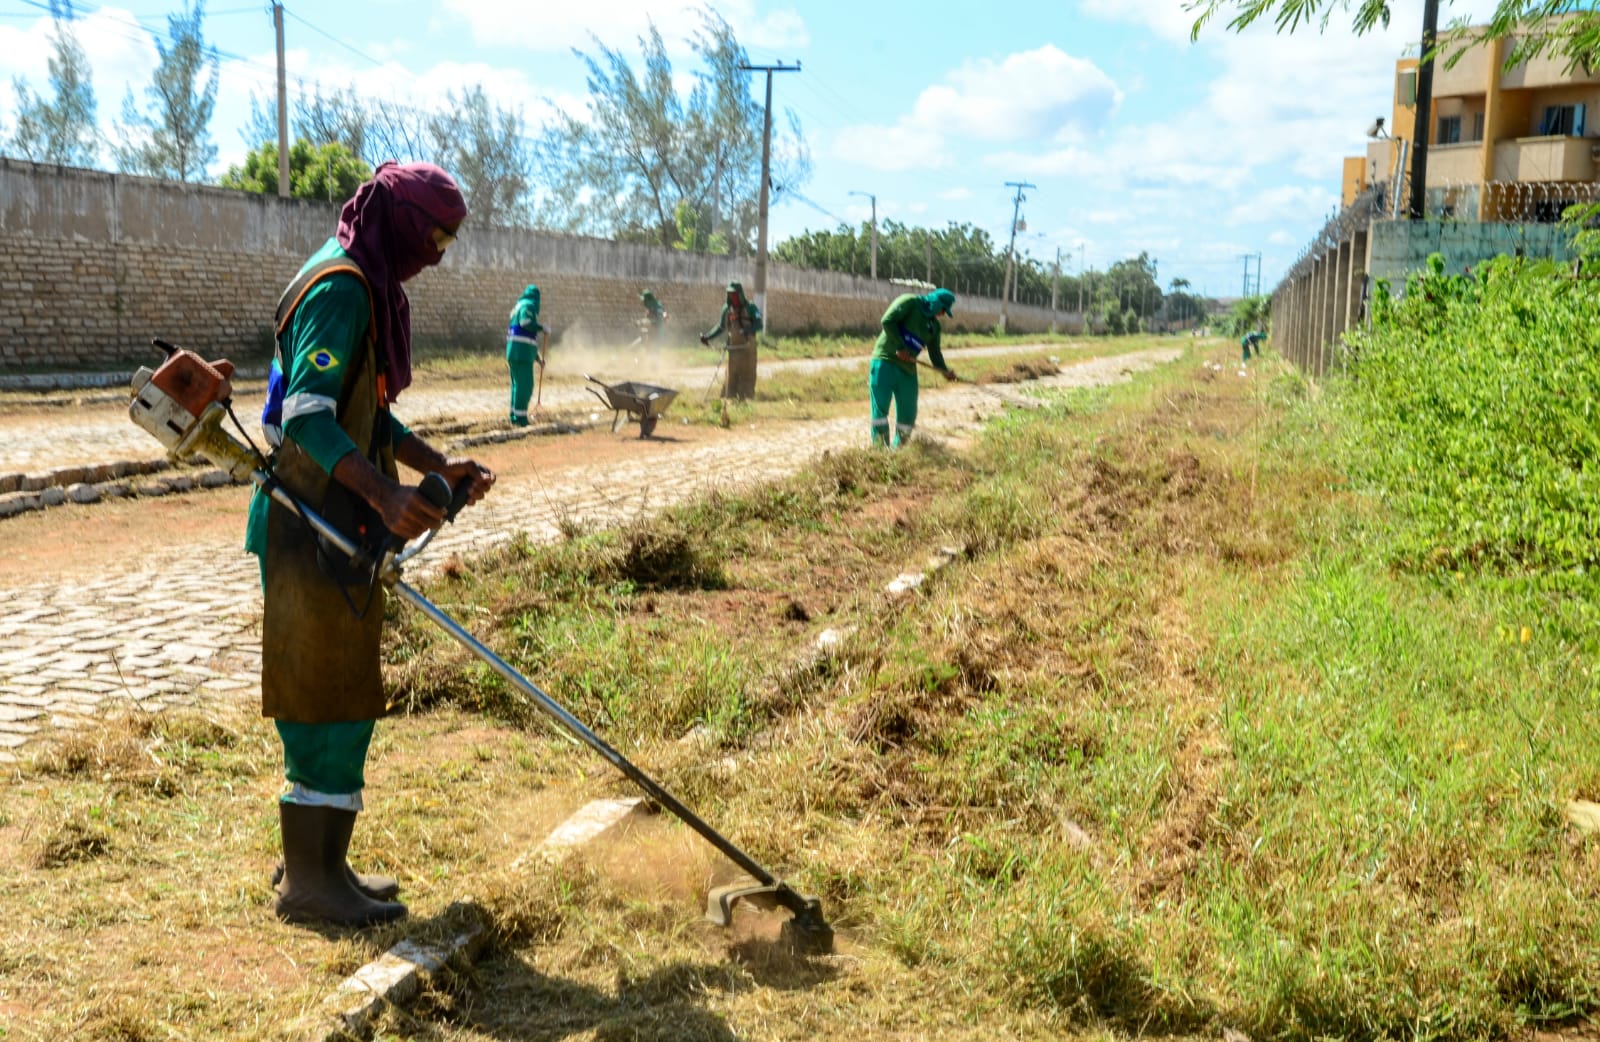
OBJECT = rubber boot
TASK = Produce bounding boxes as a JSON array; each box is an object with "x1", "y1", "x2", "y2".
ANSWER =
[
  {"x1": 270, "y1": 857, "x2": 399, "y2": 901},
  {"x1": 273, "y1": 803, "x2": 407, "y2": 927}
]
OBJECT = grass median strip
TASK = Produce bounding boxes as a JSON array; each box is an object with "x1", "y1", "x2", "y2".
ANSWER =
[{"x1": 3, "y1": 343, "x2": 1594, "y2": 1040}]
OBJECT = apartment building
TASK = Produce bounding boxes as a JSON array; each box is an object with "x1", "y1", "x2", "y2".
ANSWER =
[{"x1": 1344, "y1": 35, "x2": 1600, "y2": 221}]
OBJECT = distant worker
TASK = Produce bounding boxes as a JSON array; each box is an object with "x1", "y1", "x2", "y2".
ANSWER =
[
  {"x1": 1240, "y1": 329, "x2": 1266, "y2": 362},
  {"x1": 870, "y1": 288, "x2": 957, "y2": 447},
  {"x1": 632, "y1": 289, "x2": 667, "y2": 347},
  {"x1": 506, "y1": 284, "x2": 547, "y2": 426},
  {"x1": 699, "y1": 281, "x2": 763, "y2": 398}
]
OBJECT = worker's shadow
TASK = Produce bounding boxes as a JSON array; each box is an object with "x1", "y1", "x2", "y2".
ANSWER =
[
  {"x1": 399, "y1": 933, "x2": 842, "y2": 1040},
  {"x1": 400, "y1": 951, "x2": 735, "y2": 1041}
]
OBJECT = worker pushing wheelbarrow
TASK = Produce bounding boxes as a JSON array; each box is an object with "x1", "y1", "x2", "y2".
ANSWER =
[{"x1": 585, "y1": 373, "x2": 678, "y2": 438}]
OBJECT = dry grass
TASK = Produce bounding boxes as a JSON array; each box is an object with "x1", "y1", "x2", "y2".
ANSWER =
[{"x1": 20, "y1": 348, "x2": 1535, "y2": 1041}]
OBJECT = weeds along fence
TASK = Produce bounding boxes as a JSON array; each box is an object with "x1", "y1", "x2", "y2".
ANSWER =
[{"x1": 1271, "y1": 179, "x2": 1581, "y2": 377}]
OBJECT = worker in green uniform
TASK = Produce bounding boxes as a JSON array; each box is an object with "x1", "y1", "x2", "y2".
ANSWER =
[
  {"x1": 700, "y1": 281, "x2": 763, "y2": 398},
  {"x1": 249, "y1": 162, "x2": 495, "y2": 928},
  {"x1": 1240, "y1": 329, "x2": 1266, "y2": 362},
  {"x1": 633, "y1": 288, "x2": 667, "y2": 347},
  {"x1": 870, "y1": 288, "x2": 957, "y2": 447},
  {"x1": 506, "y1": 284, "x2": 547, "y2": 426}
]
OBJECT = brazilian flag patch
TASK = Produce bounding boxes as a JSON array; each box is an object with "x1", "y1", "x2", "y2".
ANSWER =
[{"x1": 308, "y1": 349, "x2": 340, "y2": 372}]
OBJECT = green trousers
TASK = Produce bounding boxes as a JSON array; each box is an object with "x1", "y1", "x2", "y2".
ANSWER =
[
  {"x1": 869, "y1": 359, "x2": 918, "y2": 447},
  {"x1": 507, "y1": 342, "x2": 540, "y2": 424}
]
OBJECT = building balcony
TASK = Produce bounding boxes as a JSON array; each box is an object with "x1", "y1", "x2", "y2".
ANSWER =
[
  {"x1": 1493, "y1": 135, "x2": 1597, "y2": 182},
  {"x1": 1426, "y1": 141, "x2": 1485, "y2": 184}
]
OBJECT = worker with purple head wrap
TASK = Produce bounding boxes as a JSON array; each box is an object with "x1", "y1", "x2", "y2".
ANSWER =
[{"x1": 248, "y1": 161, "x2": 496, "y2": 928}]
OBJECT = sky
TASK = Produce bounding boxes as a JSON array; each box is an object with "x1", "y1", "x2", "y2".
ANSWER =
[{"x1": 0, "y1": 0, "x2": 1506, "y2": 296}]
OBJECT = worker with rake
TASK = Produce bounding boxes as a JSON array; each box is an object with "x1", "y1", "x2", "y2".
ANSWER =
[
  {"x1": 250, "y1": 162, "x2": 495, "y2": 928},
  {"x1": 506, "y1": 284, "x2": 548, "y2": 426},
  {"x1": 633, "y1": 288, "x2": 667, "y2": 346},
  {"x1": 700, "y1": 280, "x2": 763, "y2": 398},
  {"x1": 871, "y1": 288, "x2": 958, "y2": 447}
]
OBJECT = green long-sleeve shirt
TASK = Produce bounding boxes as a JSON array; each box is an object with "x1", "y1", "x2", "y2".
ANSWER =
[
  {"x1": 872, "y1": 293, "x2": 948, "y2": 376},
  {"x1": 245, "y1": 240, "x2": 411, "y2": 558}
]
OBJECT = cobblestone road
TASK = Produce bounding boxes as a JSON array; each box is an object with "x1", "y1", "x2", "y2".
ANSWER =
[
  {"x1": 0, "y1": 342, "x2": 1080, "y2": 476},
  {"x1": 0, "y1": 348, "x2": 1180, "y2": 760}
]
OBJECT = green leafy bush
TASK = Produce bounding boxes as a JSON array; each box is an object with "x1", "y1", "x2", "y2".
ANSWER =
[{"x1": 1339, "y1": 253, "x2": 1600, "y2": 572}]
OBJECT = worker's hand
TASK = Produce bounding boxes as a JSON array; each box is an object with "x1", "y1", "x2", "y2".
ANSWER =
[
  {"x1": 699, "y1": 334, "x2": 711, "y2": 346},
  {"x1": 895, "y1": 348, "x2": 915, "y2": 362},
  {"x1": 438, "y1": 457, "x2": 495, "y2": 509},
  {"x1": 940, "y1": 367, "x2": 957, "y2": 382},
  {"x1": 377, "y1": 482, "x2": 446, "y2": 541}
]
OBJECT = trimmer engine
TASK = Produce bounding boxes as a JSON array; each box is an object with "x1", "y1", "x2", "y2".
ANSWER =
[{"x1": 129, "y1": 339, "x2": 261, "y2": 481}]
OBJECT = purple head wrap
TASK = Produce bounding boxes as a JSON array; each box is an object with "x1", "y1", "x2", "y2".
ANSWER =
[{"x1": 336, "y1": 161, "x2": 467, "y2": 400}]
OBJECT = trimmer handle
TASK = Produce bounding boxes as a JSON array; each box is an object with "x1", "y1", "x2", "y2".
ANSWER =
[{"x1": 419, "y1": 471, "x2": 474, "y2": 523}]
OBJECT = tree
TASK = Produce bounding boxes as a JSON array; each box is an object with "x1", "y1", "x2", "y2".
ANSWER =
[
  {"x1": 115, "y1": 0, "x2": 219, "y2": 182},
  {"x1": 9, "y1": 1, "x2": 98, "y2": 167},
  {"x1": 244, "y1": 84, "x2": 373, "y2": 164},
  {"x1": 219, "y1": 139, "x2": 370, "y2": 202},
  {"x1": 536, "y1": 8, "x2": 810, "y2": 250},
  {"x1": 1188, "y1": 1, "x2": 1600, "y2": 74},
  {"x1": 427, "y1": 86, "x2": 533, "y2": 228}
]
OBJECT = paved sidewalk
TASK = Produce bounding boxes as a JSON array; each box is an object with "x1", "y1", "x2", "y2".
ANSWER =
[{"x1": 0, "y1": 349, "x2": 1179, "y2": 760}]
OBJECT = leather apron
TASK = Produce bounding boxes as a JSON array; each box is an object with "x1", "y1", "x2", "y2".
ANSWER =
[{"x1": 262, "y1": 298, "x2": 398, "y2": 723}]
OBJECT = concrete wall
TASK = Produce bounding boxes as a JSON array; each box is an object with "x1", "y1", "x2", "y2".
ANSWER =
[
  {"x1": 1272, "y1": 217, "x2": 1572, "y2": 376},
  {"x1": 1365, "y1": 218, "x2": 1575, "y2": 287},
  {"x1": 0, "y1": 159, "x2": 1078, "y2": 370}
]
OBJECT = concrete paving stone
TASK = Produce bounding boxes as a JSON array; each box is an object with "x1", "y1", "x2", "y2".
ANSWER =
[
  {"x1": 48, "y1": 692, "x2": 105, "y2": 708},
  {"x1": 53, "y1": 684, "x2": 119, "y2": 700},
  {"x1": 4, "y1": 674, "x2": 51, "y2": 688},
  {"x1": 0, "y1": 733, "x2": 26, "y2": 748},
  {"x1": 41, "y1": 654, "x2": 97, "y2": 673},
  {"x1": 0, "y1": 693, "x2": 52, "y2": 707},
  {"x1": 47, "y1": 714, "x2": 94, "y2": 730},
  {"x1": 0, "y1": 705, "x2": 43, "y2": 722},
  {"x1": 66, "y1": 639, "x2": 127, "y2": 653}
]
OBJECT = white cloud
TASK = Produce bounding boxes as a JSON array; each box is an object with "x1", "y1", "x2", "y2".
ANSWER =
[
  {"x1": 1227, "y1": 184, "x2": 1339, "y2": 225},
  {"x1": 939, "y1": 187, "x2": 972, "y2": 201},
  {"x1": 437, "y1": 0, "x2": 808, "y2": 54},
  {"x1": 1079, "y1": 0, "x2": 1197, "y2": 43},
  {"x1": 907, "y1": 46, "x2": 1121, "y2": 142},
  {"x1": 834, "y1": 44, "x2": 1121, "y2": 172}
]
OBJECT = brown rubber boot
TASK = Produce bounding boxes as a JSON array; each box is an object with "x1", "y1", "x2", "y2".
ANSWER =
[{"x1": 273, "y1": 802, "x2": 407, "y2": 927}]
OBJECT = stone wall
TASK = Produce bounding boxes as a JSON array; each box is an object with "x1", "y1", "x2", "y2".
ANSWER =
[{"x1": 0, "y1": 159, "x2": 1077, "y2": 371}]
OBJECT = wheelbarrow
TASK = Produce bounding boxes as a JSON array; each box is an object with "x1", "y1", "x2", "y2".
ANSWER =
[{"x1": 584, "y1": 373, "x2": 679, "y2": 438}]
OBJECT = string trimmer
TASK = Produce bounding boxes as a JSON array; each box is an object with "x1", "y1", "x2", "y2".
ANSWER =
[
  {"x1": 916, "y1": 357, "x2": 1045, "y2": 409},
  {"x1": 127, "y1": 339, "x2": 834, "y2": 955}
]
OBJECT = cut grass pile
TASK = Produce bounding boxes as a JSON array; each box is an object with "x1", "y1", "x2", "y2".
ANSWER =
[{"x1": 4, "y1": 343, "x2": 1596, "y2": 1041}]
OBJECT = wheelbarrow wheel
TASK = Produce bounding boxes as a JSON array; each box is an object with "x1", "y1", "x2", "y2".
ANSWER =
[{"x1": 639, "y1": 415, "x2": 658, "y2": 439}]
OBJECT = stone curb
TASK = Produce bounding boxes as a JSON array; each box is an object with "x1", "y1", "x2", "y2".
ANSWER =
[
  {"x1": 0, "y1": 366, "x2": 271, "y2": 394},
  {"x1": 0, "y1": 409, "x2": 594, "y2": 522},
  {"x1": 0, "y1": 462, "x2": 235, "y2": 518}
]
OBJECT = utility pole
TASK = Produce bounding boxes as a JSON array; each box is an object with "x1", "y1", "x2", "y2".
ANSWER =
[
  {"x1": 736, "y1": 59, "x2": 799, "y2": 400},
  {"x1": 1077, "y1": 245, "x2": 1086, "y2": 320},
  {"x1": 273, "y1": 1, "x2": 289, "y2": 198},
  {"x1": 1051, "y1": 246, "x2": 1061, "y2": 314},
  {"x1": 849, "y1": 191, "x2": 877, "y2": 281},
  {"x1": 1409, "y1": 0, "x2": 1440, "y2": 220},
  {"x1": 1240, "y1": 253, "x2": 1254, "y2": 298},
  {"x1": 740, "y1": 61, "x2": 800, "y2": 324},
  {"x1": 924, "y1": 231, "x2": 932, "y2": 283},
  {"x1": 1000, "y1": 179, "x2": 1036, "y2": 333}
]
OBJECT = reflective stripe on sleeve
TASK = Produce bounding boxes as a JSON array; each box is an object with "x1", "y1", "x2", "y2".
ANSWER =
[{"x1": 282, "y1": 392, "x2": 336, "y2": 423}]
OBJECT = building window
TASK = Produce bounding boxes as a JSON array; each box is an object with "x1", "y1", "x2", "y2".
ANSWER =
[
  {"x1": 1438, "y1": 115, "x2": 1462, "y2": 144},
  {"x1": 1397, "y1": 70, "x2": 1418, "y2": 106},
  {"x1": 1472, "y1": 112, "x2": 1485, "y2": 140},
  {"x1": 1539, "y1": 103, "x2": 1586, "y2": 136}
]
